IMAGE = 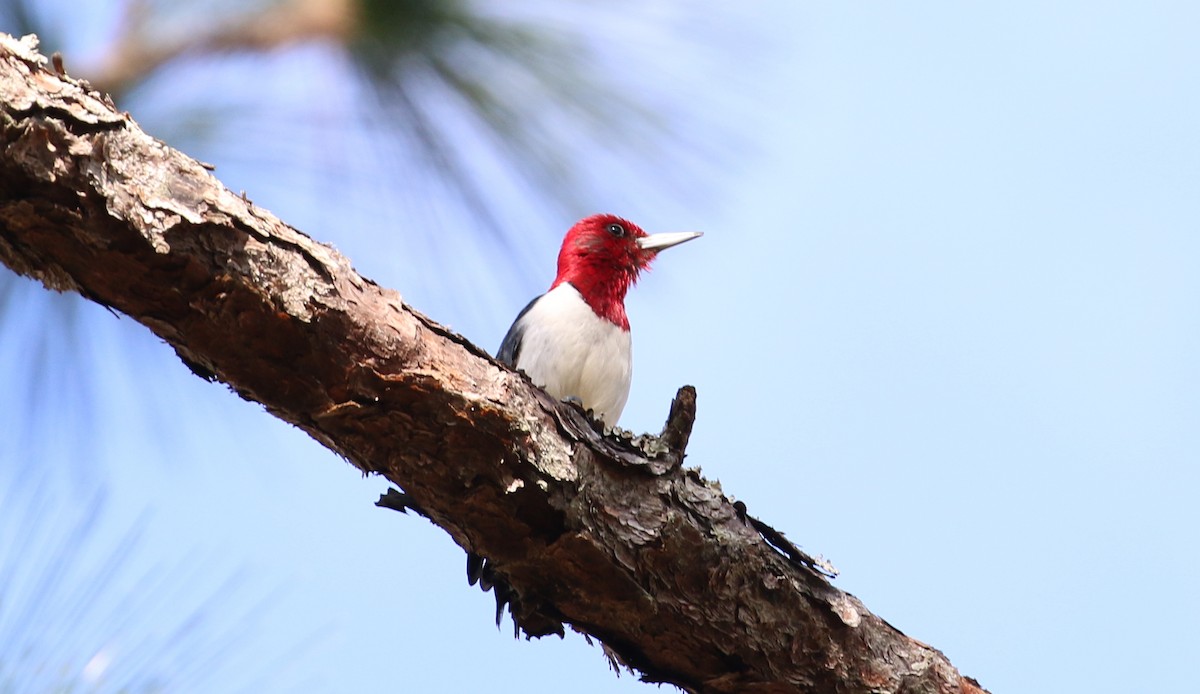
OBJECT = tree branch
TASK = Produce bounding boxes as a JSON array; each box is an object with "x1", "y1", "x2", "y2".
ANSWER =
[
  {"x1": 84, "y1": 0, "x2": 358, "y2": 94},
  {"x1": 0, "y1": 34, "x2": 987, "y2": 694}
]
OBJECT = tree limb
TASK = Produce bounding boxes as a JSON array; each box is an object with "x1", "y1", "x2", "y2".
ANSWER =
[
  {"x1": 0, "y1": 34, "x2": 987, "y2": 694},
  {"x1": 84, "y1": 0, "x2": 357, "y2": 94}
]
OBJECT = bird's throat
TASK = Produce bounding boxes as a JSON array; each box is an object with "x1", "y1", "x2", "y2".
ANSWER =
[{"x1": 553, "y1": 275, "x2": 631, "y2": 331}]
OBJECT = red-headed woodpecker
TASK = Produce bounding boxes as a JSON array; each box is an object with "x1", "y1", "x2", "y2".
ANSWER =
[{"x1": 498, "y1": 213, "x2": 701, "y2": 424}]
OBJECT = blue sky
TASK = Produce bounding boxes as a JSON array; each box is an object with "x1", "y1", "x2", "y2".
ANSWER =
[{"x1": 3, "y1": 2, "x2": 1198, "y2": 693}]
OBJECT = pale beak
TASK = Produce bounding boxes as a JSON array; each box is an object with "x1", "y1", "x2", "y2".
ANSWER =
[{"x1": 637, "y1": 231, "x2": 703, "y2": 253}]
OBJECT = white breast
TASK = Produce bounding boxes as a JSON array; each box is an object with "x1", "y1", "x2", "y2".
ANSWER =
[{"x1": 513, "y1": 284, "x2": 632, "y2": 424}]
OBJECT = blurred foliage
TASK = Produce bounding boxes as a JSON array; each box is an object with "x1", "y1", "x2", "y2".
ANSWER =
[
  {"x1": 3, "y1": 0, "x2": 711, "y2": 243},
  {"x1": 0, "y1": 468, "x2": 322, "y2": 692}
]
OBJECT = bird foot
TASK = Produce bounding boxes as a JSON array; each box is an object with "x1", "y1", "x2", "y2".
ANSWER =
[{"x1": 562, "y1": 395, "x2": 597, "y2": 419}]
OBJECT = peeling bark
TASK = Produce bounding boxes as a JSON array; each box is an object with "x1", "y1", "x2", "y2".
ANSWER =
[{"x1": 0, "y1": 34, "x2": 988, "y2": 694}]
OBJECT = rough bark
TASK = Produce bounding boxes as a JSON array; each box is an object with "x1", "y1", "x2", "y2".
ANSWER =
[{"x1": 0, "y1": 34, "x2": 987, "y2": 694}]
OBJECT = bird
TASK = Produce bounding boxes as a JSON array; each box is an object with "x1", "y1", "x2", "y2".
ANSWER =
[
  {"x1": 497, "y1": 213, "x2": 701, "y2": 425},
  {"x1": 473, "y1": 214, "x2": 700, "y2": 626}
]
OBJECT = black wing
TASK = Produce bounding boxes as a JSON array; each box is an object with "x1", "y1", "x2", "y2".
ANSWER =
[{"x1": 497, "y1": 294, "x2": 542, "y2": 367}]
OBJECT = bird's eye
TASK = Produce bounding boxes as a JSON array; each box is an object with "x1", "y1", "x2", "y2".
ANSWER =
[{"x1": 606, "y1": 223, "x2": 627, "y2": 238}]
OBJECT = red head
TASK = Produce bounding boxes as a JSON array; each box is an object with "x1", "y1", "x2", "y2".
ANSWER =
[{"x1": 550, "y1": 213, "x2": 702, "y2": 329}]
